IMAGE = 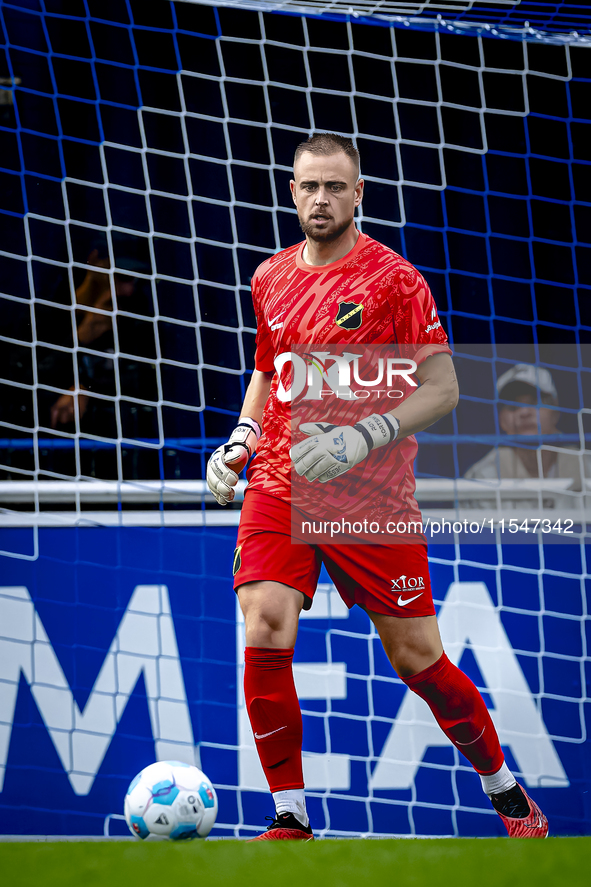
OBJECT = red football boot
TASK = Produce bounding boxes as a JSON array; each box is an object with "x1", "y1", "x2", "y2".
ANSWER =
[
  {"x1": 247, "y1": 812, "x2": 314, "y2": 842},
  {"x1": 491, "y1": 783, "x2": 548, "y2": 838}
]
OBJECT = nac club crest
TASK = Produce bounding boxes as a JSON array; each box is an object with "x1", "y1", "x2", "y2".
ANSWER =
[{"x1": 335, "y1": 300, "x2": 363, "y2": 330}]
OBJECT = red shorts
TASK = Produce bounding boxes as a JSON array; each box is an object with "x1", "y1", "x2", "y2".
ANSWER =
[{"x1": 233, "y1": 489, "x2": 435, "y2": 618}]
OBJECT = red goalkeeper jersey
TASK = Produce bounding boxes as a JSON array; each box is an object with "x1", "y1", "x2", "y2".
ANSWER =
[{"x1": 246, "y1": 232, "x2": 451, "y2": 528}]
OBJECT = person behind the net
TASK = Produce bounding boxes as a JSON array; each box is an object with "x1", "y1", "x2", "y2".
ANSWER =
[
  {"x1": 47, "y1": 236, "x2": 154, "y2": 436},
  {"x1": 206, "y1": 133, "x2": 548, "y2": 840},
  {"x1": 464, "y1": 364, "x2": 590, "y2": 509}
]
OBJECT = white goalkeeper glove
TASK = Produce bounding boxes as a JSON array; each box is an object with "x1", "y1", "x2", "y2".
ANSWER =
[
  {"x1": 206, "y1": 417, "x2": 261, "y2": 505},
  {"x1": 290, "y1": 413, "x2": 400, "y2": 484}
]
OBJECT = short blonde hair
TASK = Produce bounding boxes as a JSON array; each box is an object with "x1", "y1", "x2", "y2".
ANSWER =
[{"x1": 294, "y1": 133, "x2": 360, "y2": 176}]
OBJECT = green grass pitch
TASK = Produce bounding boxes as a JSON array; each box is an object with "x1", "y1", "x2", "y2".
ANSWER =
[{"x1": 2, "y1": 837, "x2": 589, "y2": 887}]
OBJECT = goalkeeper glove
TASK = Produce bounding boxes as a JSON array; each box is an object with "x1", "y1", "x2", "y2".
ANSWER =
[
  {"x1": 290, "y1": 413, "x2": 400, "y2": 484},
  {"x1": 206, "y1": 417, "x2": 261, "y2": 505}
]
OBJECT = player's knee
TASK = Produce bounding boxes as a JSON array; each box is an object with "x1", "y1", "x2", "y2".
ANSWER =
[
  {"x1": 243, "y1": 611, "x2": 298, "y2": 647},
  {"x1": 370, "y1": 612, "x2": 443, "y2": 677},
  {"x1": 238, "y1": 580, "x2": 302, "y2": 646},
  {"x1": 387, "y1": 641, "x2": 442, "y2": 678},
  {"x1": 245, "y1": 606, "x2": 285, "y2": 639}
]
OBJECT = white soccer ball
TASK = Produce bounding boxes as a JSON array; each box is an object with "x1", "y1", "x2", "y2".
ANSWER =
[{"x1": 124, "y1": 761, "x2": 218, "y2": 841}]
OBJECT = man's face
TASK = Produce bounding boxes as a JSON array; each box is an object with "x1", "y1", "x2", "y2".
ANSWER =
[
  {"x1": 290, "y1": 152, "x2": 363, "y2": 243},
  {"x1": 499, "y1": 392, "x2": 559, "y2": 436}
]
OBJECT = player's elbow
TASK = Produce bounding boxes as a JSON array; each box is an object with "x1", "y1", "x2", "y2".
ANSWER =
[
  {"x1": 441, "y1": 378, "x2": 459, "y2": 416},
  {"x1": 449, "y1": 379, "x2": 460, "y2": 411}
]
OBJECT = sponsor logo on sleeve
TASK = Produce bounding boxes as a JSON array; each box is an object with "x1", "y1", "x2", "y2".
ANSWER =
[
  {"x1": 425, "y1": 305, "x2": 441, "y2": 333},
  {"x1": 269, "y1": 311, "x2": 285, "y2": 331}
]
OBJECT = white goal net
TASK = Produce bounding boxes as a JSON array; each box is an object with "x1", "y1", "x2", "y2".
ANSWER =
[{"x1": 0, "y1": 0, "x2": 589, "y2": 839}]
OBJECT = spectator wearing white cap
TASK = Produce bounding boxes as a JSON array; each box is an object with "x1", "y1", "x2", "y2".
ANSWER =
[{"x1": 465, "y1": 364, "x2": 588, "y2": 498}]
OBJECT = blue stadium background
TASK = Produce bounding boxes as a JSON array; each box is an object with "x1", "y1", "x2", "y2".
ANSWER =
[
  {"x1": 1, "y1": 527, "x2": 590, "y2": 837},
  {"x1": 2, "y1": 0, "x2": 591, "y2": 481}
]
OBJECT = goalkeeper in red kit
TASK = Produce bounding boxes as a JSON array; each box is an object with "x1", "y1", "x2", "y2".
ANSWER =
[{"x1": 206, "y1": 133, "x2": 548, "y2": 840}]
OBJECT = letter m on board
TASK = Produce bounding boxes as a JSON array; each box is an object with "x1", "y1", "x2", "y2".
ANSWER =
[{"x1": 0, "y1": 585, "x2": 195, "y2": 795}]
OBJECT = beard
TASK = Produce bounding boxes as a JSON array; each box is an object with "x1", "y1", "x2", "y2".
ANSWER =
[{"x1": 298, "y1": 211, "x2": 354, "y2": 243}]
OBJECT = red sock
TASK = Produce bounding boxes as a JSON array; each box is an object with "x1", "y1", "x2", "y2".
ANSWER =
[
  {"x1": 402, "y1": 653, "x2": 504, "y2": 775},
  {"x1": 244, "y1": 647, "x2": 304, "y2": 792}
]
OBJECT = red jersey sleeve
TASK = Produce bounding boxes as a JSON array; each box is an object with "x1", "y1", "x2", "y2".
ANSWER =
[
  {"x1": 251, "y1": 267, "x2": 275, "y2": 373},
  {"x1": 393, "y1": 265, "x2": 451, "y2": 364}
]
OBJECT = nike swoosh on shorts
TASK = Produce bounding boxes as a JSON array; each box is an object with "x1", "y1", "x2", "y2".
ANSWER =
[{"x1": 397, "y1": 593, "x2": 424, "y2": 607}]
